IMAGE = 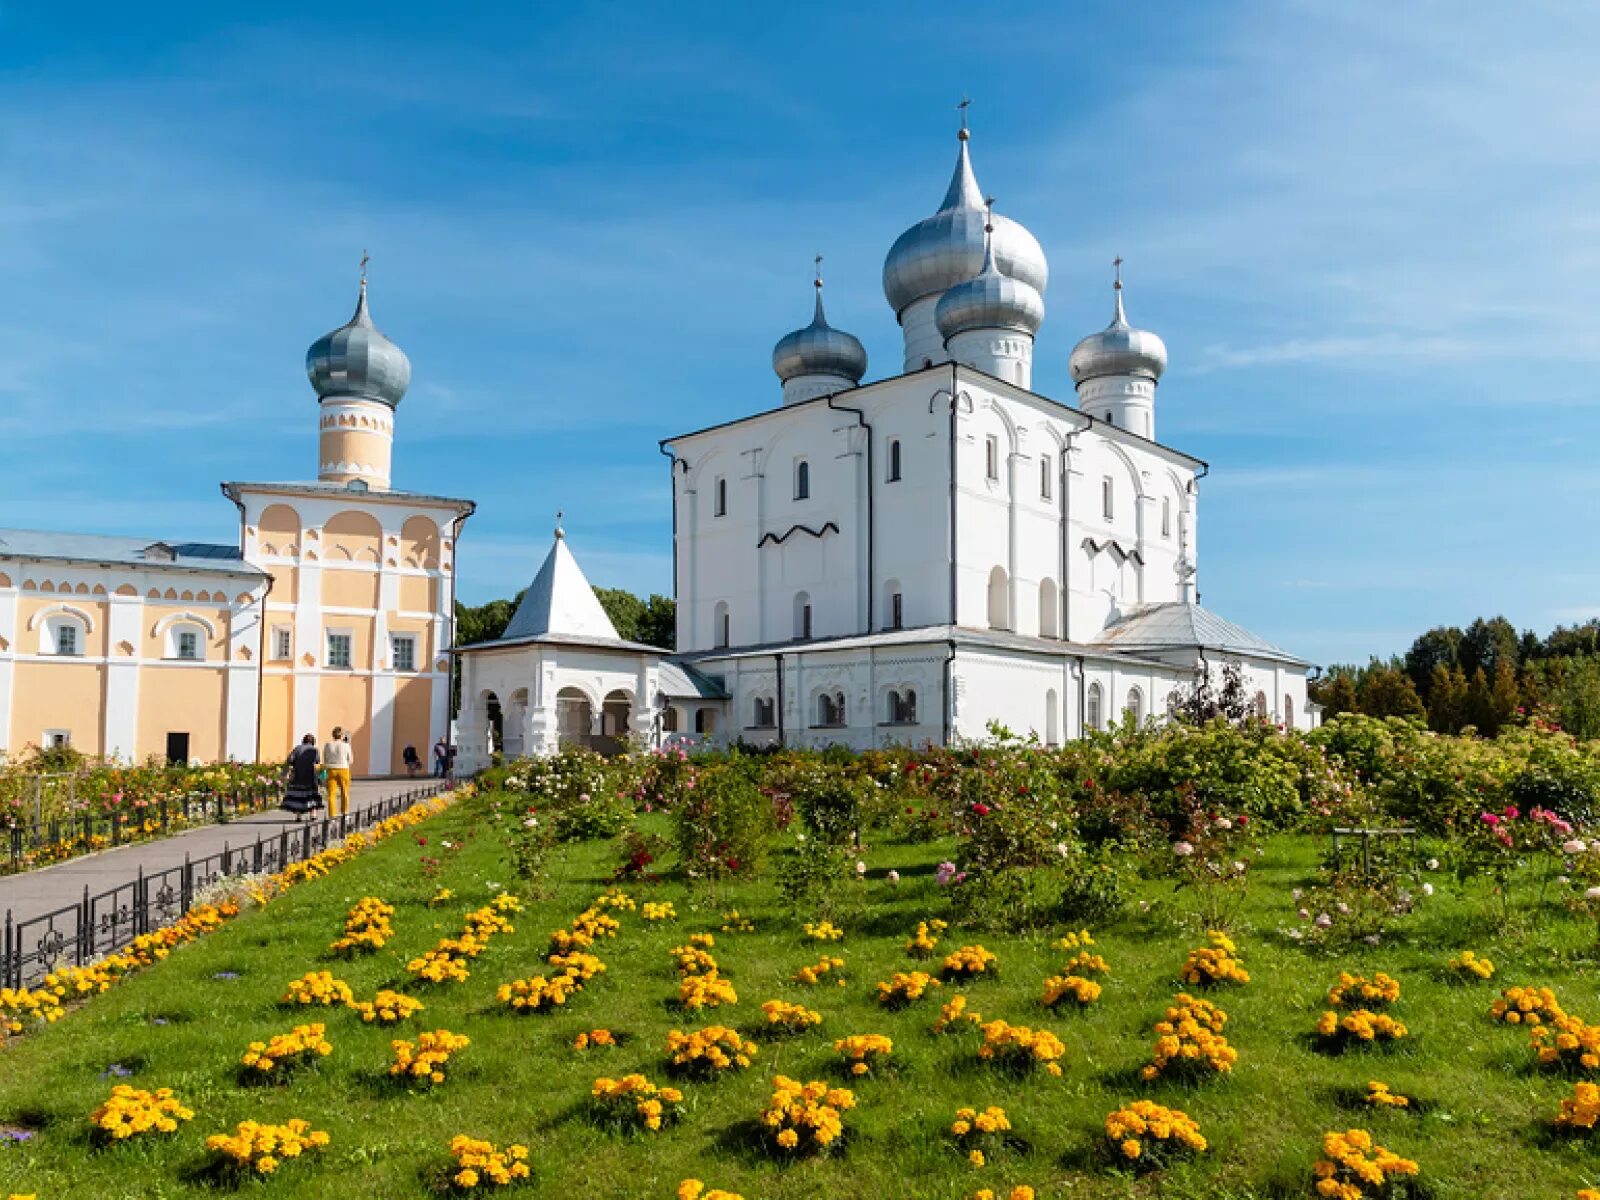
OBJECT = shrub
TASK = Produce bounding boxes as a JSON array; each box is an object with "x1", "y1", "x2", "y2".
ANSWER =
[{"x1": 672, "y1": 761, "x2": 774, "y2": 882}]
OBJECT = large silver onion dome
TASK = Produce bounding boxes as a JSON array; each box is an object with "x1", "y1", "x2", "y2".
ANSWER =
[
  {"x1": 935, "y1": 208, "x2": 1045, "y2": 340},
  {"x1": 306, "y1": 279, "x2": 411, "y2": 407},
  {"x1": 1069, "y1": 283, "x2": 1167, "y2": 385},
  {"x1": 772, "y1": 280, "x2": 868, "y2": 384},
  {"x1": 882, "y1": 130, "x2": 1048, "y2": 318}
]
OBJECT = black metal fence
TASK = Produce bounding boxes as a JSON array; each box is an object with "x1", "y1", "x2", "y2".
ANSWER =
[
  {"x1": 1, "y1": 783, "x2": 447, "y2": 989},
  {"x1": 4, "y1": 787, "x2": 285, "y2": 874}
]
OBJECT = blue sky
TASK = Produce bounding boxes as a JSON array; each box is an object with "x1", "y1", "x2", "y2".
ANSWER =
[{"x1": 2, "y1": 1, "x2": 1598, "y2": 666}]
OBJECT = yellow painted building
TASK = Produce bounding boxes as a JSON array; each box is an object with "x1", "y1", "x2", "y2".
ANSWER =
[{"x1": 0, "y1": 275, "x2": 473, "y2": 772}]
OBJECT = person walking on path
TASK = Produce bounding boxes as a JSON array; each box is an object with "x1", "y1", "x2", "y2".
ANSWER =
[
  {"x1": 282, "y1": 734, "x2": 322, "y2": 820},
  {"x1": 432, "y1": 737, "x2": 448, "y2": 778},
  {"x1": 403, "y1": 744, "x2": 421, "y2": 778},
  {"x1": 323, "y1": 728, "x2": 354, "y2": 818}
]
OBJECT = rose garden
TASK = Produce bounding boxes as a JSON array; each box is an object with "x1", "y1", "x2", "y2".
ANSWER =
[{"x1": 5, "y1": 714, "x2": 1600, "y2": 1197}]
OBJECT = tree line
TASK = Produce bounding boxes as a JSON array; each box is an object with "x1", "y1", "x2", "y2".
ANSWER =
[
  {"x1": 456, "y1": 588, "x2": 676, "y2": 650},
  {"x1": 1309, "y1": 615, "x2": 1600, "y2": 738}
]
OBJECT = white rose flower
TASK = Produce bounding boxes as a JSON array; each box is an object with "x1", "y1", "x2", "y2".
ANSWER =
[
  {"x1": 1564, "y1": 839, "x2": 1588, "y2": 856},
  {"x1": 1213, "y1": 817, "x2": 1232, "y2": 831},
  {"x1": 1586, "y1": 887, "x2": 1600, "y2": 901},
  {"x1": 1421, "y1": 883, "x2": 1434, "y2": 897}
]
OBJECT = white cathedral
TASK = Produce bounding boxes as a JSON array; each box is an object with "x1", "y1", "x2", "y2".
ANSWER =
[{"x1": 455, "y1": 122, "x2": 1316, "y2": 768}]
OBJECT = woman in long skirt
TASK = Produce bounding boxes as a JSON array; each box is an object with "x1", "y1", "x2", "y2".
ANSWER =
[{"x1": 282, "y1": 733, "x2": 322, "y2": 819}]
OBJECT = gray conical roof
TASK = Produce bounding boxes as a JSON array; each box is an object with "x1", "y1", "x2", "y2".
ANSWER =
[{"x1": 501, "y1": 527, "x2": 622, "y2": 642}]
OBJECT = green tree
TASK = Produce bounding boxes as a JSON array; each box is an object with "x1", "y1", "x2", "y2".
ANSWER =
[
  {"x1": 1313, "y1": 672, "x2": 1360, "y2": 719},
  {"x1": 594, "y1": 588, "x2": 676, "y2": 649},
  {"x1": 1358, "y1": 665, "x2": 1426, "y2": 720},
  {"x1": 1459, "y1": 616, "x2": 1520, "y2": 679},
  {"x1": 455, "y1": 594, "x2": 521, "y2": 646},
  {"x1": 1404, "y1": 626, "x2": 1462, "y2": 700},
  {"x1": 1484, "y1": 658, "x2": 1521, "y2": 735},
  {"x1": 1427, "y1": 663, "x2": 1470, "y2": 734}
]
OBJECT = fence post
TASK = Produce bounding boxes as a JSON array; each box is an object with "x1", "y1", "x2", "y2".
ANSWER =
[
  {"x1": 221, "y1": 840, "x2": 230, "y2": 877},
  {"x1": 78, "y1": 885, "x2": 90, "y2": 966},
  {"x1": 4, "y1": 909, "x2": 12, "y2": 989},
  {"x1": 135, "y1": 865, "x2": 146, "y2": 937},
  {"x1": 182, "y1": 853, "x2": 192, "y2": 914}
]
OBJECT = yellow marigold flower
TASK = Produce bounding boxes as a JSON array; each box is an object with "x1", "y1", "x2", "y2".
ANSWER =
[
  {"x1": 976, "y1": 1020, "x2": 1066, "y2": 1077},
  {"x1": 833, "y1": 1033, "x2": 893, "y2": 1075},
  {"x1": 89, "y1": 1085, "x2": 194, "y2": 1142},
  {"x1": 941, "y1": 944, "x2": 999, "y2": 980},
  {"x1": 389, "y1": 1029, "x2": 470, "y2": 1085},
  {"x1": 905, "y1": 918, "x2": 949, "y2": 958},
  {"x1": 762, "y1": 999, "x2": 823, "y2": 1032},
  {"x1": 792, "y1": 955, "x2": 846, "y2": 986},
  {"x1": 804, "y1": 920, "x2": 844, "y2": 942},
  {"x1": 876, "y1": 971, "x2": 941, "y2": 1008},
  {"x1": 666, "y1": 1025, "x2": 758, "y2": 1077},
  {"x1": 1179, "y1": 932, "x2": 1249, "y2": 987}
]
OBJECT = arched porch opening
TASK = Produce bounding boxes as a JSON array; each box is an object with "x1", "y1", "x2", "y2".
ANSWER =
[{"x1": 556, "y1": 687, "x2": 594, "y2": 749}]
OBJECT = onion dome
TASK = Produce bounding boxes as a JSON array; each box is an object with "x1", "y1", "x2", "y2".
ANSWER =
[
  {"x1": 1069, "y1": 270, "x2": 1167, "y2": 385},
  {"x1": 306, "y1": 274, "x2": 411, "y2": 408},
  {"x1": 882, "y1": 126, "x2": 1048, "y2": 318},
  {"x1": 935, "y1": 201, "x2": 1045, "y2": 341},
  {"x1": 772, "y1": 267, "x2": 868, "y2": 385}
]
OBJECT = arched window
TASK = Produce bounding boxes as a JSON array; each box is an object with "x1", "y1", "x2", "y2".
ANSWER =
[
  {"x1": 1283, "y1": 694, "x2": 1295, "y2": 729},
  {"x1": 794, "y1": 459, "x2": 810, "y2": 500},
  {"x1": 1086, "y1": 682, "x2": 1104, "y2": 732},
  {"x1": 752, "y1": 697, "x2": 775, "y2": 728},
  {"x1": 1038, "y1": 579, "x2": 1059, "y2": 639},
  {"x1": 1102, "y1": 476, "x2": 1115, "y2": 520},
  {"x1": 169, "y1": 623, "x2": 206, "y2": 661},
  {"x1": 662, "y1": 707, "x2": 680, "y2": 733},
  {"x1": 713, "y1": 601, "x2": 730, "y2": 648},
  {"x1": 1125, "y1": 686, "x2": 1144, "y2": 726},
  {"x1": 1045, "y1": 689, "x2": 1060, "y2": 746},
  {"x1": 714, "y1": 477, "x2": 727, "y2": 517},
  {"x1": 985, "y1": 436, "x2": 1000, "y2": 481},
  {"x1": 887, "y1": 439, "x2": 903, "y2": 482},
  {"x1": 43, "y1": 613, "x2": 87, "y2": 656},
  {"x1": 816, "y1": 691, "x2": 846, "y2": 728},
  {"x1": 1254, "y1": 691, "x2": 1269, "y2": 720},
  {"x1": 794, "y1": 591, "x2": 812, "y2": 639},
  {"x1": 885, "y1": 689, "x2": 917, "y2": 725},
  {"x1": 1161, "y1": 496, "x2": 1172, "y2": 538},
  {"x1": 695, "y1": 708, "x2": 717, "y2": 735},
  {"x1": 987, "y1": 566, "x2": 1009, "y2": 631},
  {"x1": 884, "y1": 579, "x2": 903, "y2": 630}
]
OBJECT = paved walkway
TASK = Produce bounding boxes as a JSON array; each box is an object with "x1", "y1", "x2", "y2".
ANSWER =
[{"x1": 0, "y1": 777, "x2": 445, "y2": 928}]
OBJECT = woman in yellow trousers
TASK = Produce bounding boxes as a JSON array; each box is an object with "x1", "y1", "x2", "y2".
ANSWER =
[{"x1": 322, "y1": 727, "x2": 354, "y2": 818}]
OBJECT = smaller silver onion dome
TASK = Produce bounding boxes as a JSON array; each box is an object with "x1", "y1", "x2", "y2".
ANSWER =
[
  {"x1": 772, "y1": 271, "x2": 868, "y2": 385},
  {"x1": 306, "y1": 275, "x2": 411, "y2": 408},
  {"x1": 1069, "y1": 270, "x2": 1167, "y2": 385},
  {"x1": 935, "y1": 204, "x2": 1045, "y2": 341}
]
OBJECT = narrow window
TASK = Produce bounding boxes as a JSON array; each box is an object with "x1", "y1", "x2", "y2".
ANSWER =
[
  {"x1": 887, "y1": 439, "x2": 903, "y2": 482},
  {"x1": 795, "y1": 460, "x2": 810, "y2": 500},
  {"x1": 391, "y1": 633, "x2": 417, "y2": 672},
  {"x1": 885, "y1": 690, "x2": 901, "y2": 724},
  {"x1": 904, "y1": 689, "x2": 917, "y2": 724},
  {"x1": 1040, "y1": 456, "x2": 1052, "y2": 500},
  {"x1": 1162, "y1": 496, "x2": 1172, "y2": 538},
  {"x1": 326, "y1": 631, "x2": 353, "y2": 669},
  {"x1": 1102, "y1": 476, "x2": 1114, "y2": 521},
  {"x1": 176, "y1": 630, "x2": 200, "y2": 661},
  {"x1": 714, "y1": 603, "x2": 731, "y2": 648},
  {"x1": 985, "y1": 436, "x2": 999, "y2": 481},
  {"x1": 891, "y1": 592, "x2": 904, "y2": 630},
  {"x1": 802, "y1": 604, "x2": 813, "y2": 639},
  {"x1": 56, "y1": 624, "x2": 79, "y2": 656},
  {"x1": 714, "y1": 477, "x2": 727, "y2": 517},
  {"x1": 1086, "y1": 682, "x2": 1103, "y2": 731},
  {"x1": 272, "y1": 627, "x2": 292, "y2": 660}
]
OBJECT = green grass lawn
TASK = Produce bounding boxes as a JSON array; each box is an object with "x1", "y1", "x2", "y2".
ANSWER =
[{"x1": 3, "y1": 793, "x2": 1600, "y2": 1198}]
